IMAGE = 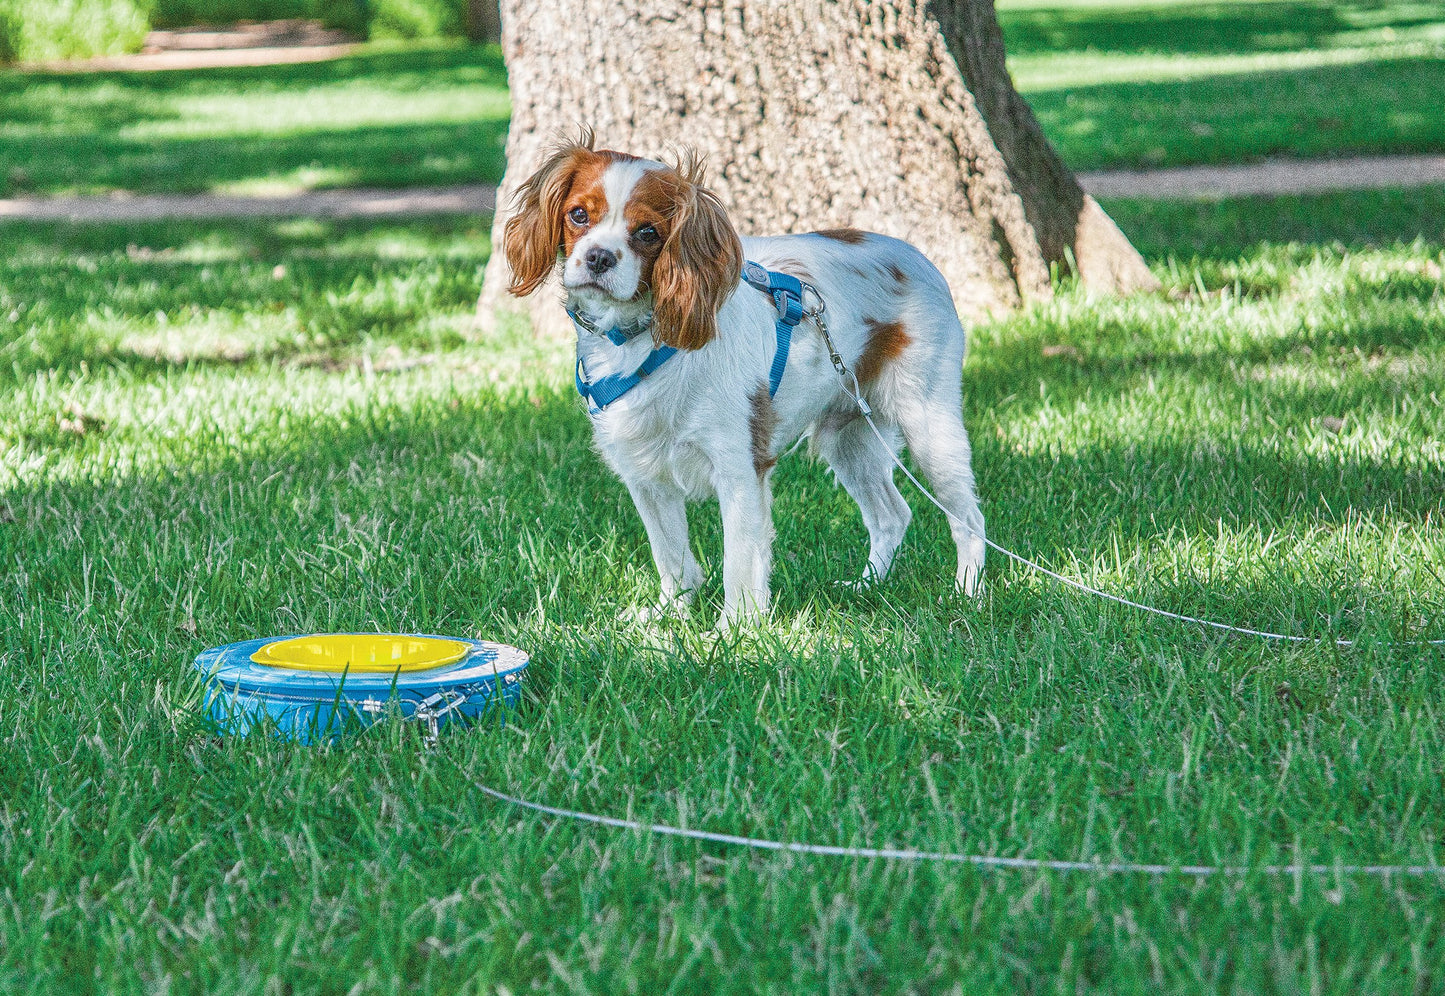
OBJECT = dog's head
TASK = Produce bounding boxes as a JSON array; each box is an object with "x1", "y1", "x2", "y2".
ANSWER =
[{"x1": 504, "y1": 133, "x2": 743, "y2": 350}]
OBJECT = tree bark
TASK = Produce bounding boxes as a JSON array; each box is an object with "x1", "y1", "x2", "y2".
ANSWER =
[
  {"x1": 934, "y1": 0, "x2": 1158, "y2": 295},
  {"x1": 478, "y1": 0, "x2": 1157, "y2": 339}
]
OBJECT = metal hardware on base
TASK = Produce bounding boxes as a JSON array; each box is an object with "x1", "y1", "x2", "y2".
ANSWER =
[{"x1": 413, "y1": 689, "x2": 472, "y2": 748}]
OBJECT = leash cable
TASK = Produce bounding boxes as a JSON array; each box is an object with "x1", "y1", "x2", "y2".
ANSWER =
[
  {"x1": 475, "y1": 783, "x2": 1443, "y2": 877},
  {"x1": 475, "y1": 304, "x2": 1443, "y2": 878},
  {"x1": 834, "y1": 371, "x2": 1444, "y2": 649}
]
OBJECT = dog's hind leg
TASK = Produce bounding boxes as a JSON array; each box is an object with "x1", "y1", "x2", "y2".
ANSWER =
[
  {"x1": 815, "y1": 414, "x2": 913, "y2": 584},
  {"x1": 893, "y1": 401, "x2": 987, "y2": 596},
  {"x1": 624, "y1": 478, "x2": 702, "y2": 616}
]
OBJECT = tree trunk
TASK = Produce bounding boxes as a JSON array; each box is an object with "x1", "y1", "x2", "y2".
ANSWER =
[
  {"x1": 934, "y1": 0, "x2": 1158, "y2": 296},
  {"x1": 478, "y1": 0, "x2": 1157, "y2": 339}
]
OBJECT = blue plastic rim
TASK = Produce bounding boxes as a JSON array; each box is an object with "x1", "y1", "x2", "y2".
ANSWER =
[{"x1": 195, "y1": 634, "x2": 528, "y2": 742}]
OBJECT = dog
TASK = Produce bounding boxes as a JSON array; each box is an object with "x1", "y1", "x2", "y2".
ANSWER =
[{"x1": 504, "y1": 135, "x2": 986, "y2": 626}]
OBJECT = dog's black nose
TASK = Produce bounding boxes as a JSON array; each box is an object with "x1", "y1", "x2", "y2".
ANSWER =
[{"x1": 585, "y1": 247, "x2": 618, "y2": 276}]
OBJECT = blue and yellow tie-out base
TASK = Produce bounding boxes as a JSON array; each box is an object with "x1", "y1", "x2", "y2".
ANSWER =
[{"x1": 195, "y1": 633, "x2": 528, "y2": 742}]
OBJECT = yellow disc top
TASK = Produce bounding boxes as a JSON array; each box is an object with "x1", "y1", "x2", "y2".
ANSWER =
[{"x1": 250, "y1": 634, "x2": 471, "y2": 673}]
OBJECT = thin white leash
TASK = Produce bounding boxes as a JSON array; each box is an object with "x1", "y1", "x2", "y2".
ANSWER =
[
  {"x1": 473, "y1": 296, "x2": 1443, "y2": 878},
  {"x1": 803, "y1": 302, "x2": 1442, "y2": 648},
  {"x1": 475, "y1": 783, "x2": 1443, "y2": 877},
  {"x1": 846, "y1": 377, "x2": 1434, "y2": 647}
]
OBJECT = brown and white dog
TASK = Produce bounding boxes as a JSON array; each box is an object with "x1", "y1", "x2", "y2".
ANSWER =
[{"x1": 505, "y1": 135, "x2": 986, "y2": 625}]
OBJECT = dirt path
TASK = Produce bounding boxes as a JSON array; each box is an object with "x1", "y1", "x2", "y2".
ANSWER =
[
  {"x1": 0, "y1": 185, "x2": 496, "y2": 222},
  {"x1": 43, "y1": 45, "x2": 359, "y2": 72},
  {"x1": 37, "y1": 19, "x2": 358, "y2": 73},
  {"x1": 1079, "y1": 153, "x2": 1445, "y2": 199},
  {"x1": 0, "y1": 155, "x2": 1440, "y2": 223}
]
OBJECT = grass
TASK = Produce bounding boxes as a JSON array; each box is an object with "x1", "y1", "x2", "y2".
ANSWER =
[
  {"x1": 2, "y1": 187, "x2": 1444, "y2": 991},
  {"x1": 1, "y1": 2, "x2": 1442, "y2": 199},
  {"x1": 0, "y1": 43, "x2": 509, "y2": 198},
  {"x1": 1107, "y1": 182, "x2": 1445, "y2": 259},
  {"x1": 1, "y1": 0, "x2": 473, "y2": 64},
  {"x1": 999, "y1": 0, "x2": 1445, "y2": 170}
]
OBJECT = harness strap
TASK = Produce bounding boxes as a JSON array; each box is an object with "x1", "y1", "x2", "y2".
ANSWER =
[
  {"x1": 575, "y1": 343, "x2": 678, "y2": 413},
  {"x1": 570, "y1": 261, "x2": 808, "y2": 412},
  {"x1": 741, "y1": 261, "x2": 806, "y2": 398}
]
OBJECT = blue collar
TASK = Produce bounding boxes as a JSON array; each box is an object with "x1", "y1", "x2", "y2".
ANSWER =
[
  {"x1": 567, "y1": 308, "x2": 652, "y2": 346},
  {"x1": 571, "y1": 261, "x2": 807, "y2": 414}
]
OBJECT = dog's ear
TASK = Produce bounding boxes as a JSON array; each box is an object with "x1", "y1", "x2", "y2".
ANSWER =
[
  {"x1": 651, "y1": 156, "x2": 743, "y2": 351},
  {"x1": 504, "y1": 135, "x2": 599, "y2": 297}
]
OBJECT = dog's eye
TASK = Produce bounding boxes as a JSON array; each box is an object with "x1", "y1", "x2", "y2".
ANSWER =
[
  {"x1": 568, "y1": 207, "x2": 589, "y2": 226},
  {"x1": 634, "y1": 225, "x2": 659, "y2": 245}
]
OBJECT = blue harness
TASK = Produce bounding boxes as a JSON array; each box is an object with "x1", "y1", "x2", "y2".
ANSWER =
[{"x1": 572, "y1": 260, "x2": 806, "y2": 413}]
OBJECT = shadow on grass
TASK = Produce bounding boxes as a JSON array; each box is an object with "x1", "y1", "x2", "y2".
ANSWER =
[
  {"x1": 1105, "y1": 185, "x2": 1445, "y2": 261},
  {"x1": 0, "y1": 45, "x2": 508, "y2": 196},
  {"x1": 998, "y1": 0, "x2": 1438, "y2": 59},
  {"x1": 3, "y1": 370, "x2": 1439, "y2": 650},
  {"x1": 968, "y1": 294, "x2": 1443, "y2": 437},
  {"x1": 3, "y1": 186, "x2": 1438, "y2": 386},
  {"x1": 1, "y1": 198, "x2": 1440, "y2": 640},
  {"x1": 0, "y1": 215, "x2": 493, "y2": 382},
  {"x1": 1027, "y1": 57, "x2": 1445, "y2": 171}
]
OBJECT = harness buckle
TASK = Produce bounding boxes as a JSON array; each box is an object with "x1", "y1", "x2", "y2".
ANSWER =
[{"x1": 800, "y1": 281, "x2": 827, "y2": 319}]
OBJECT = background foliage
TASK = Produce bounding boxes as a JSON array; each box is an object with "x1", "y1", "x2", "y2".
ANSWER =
[
  {"x1": 0, "y1": 0, "x2": 149, "y2": 63},
  {"x1": 0, "y1": 0, "x2": 477, "y2": 63}
]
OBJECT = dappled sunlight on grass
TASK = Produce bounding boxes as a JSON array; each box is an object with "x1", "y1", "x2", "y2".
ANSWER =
[
  {"x1": 1018, "y1": 55, "x2": 1445, "y2": 169},
  {"x1": 999, "y1": 0, "x2": 1445, "y2": 168},
  {"x1": 0, "y1": 216, "x2": 497, "y2": 383},
  {"x1": 214, "y1": 163, "x2": 363, "y2": 195},
  {"x1": 0, "y1": 43, "x2": 509, "y2": 196},
  {"x1": 2, "y1": 207, "x2": 1441, "y2": 635},
  {"x1": 999, "y1": 0, "x2": 1445, "y2": 61},
  {"x1": 0, "y1": 317, "x2": 567, "y2": 488},
  {"x1": 3, "y1": 200, "x2": 1445, "y2": 988}
]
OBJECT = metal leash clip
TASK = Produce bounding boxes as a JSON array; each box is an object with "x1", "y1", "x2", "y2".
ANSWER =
[
  {"x1": 800, "y1": 282, "x2": 872, "y2": 416},
  {"x1": 412, "y1": 689, "x2": 472, "y2": 748}
]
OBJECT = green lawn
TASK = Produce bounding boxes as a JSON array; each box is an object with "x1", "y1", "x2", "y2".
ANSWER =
[
  {"x1": 1000, "y1": 0, "x2": 1445, "y2": 170},
  {"x1": 2, "y1": 188, "x2": 1443, "y2": 991},
  {"x1": 1, "y1": 2, "x2": 1442, "y2": 201},
  {"x1": 0, "y1": 43, "x2": 509, "y2": 198}
]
